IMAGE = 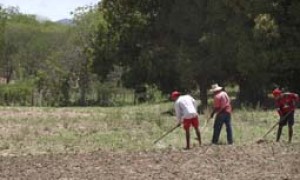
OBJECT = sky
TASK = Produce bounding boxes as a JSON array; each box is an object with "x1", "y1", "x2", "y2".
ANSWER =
[{"x1": 0, "y1": 0, "x2": 100, "y2": 21}]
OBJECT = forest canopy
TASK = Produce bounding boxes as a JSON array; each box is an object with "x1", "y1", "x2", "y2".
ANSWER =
[{"x1": 0, "y1": 0, "x2": 299, "y2": 107}]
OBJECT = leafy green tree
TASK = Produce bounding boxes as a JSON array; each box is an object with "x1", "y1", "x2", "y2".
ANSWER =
[
  {"x1": 0, "y1": 6, "x2": 8, "y2": 82},
  {"x1": 1, "y1": 10, "x2": 77, "y2": 106},
  {"x1": 270, "y1": 0, "x2": 300, "y2": 93},
  {"x1": 151, "y1": 0, "x2": 238, "y2": 107},
  {"x1": 96, "y1": 1, "x2": 182, "y2": 98},
  {"x1": 72, "y1": 3, "x2": 105, "y2": 106},
  {"x1": 93, "y1": 0, "x2": 300, "y2": 107}
]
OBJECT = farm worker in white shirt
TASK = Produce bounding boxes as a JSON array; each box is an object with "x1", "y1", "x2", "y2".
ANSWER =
[{"x1": 171, "y1": 91, "x2": 202, "y2": 149}]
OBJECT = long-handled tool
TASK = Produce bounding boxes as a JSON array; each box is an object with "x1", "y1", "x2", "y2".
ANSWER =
[
  {"x1": 201, "y1": 117, "x2": 212, "y2": 133},
  {"x1": 202, "y1": 106, "x2": 227, "y2": 133},
  {"x1": 256, "y1": 111, "x2": 293, "y2": 143},
  {"x1": 191, "y1": 116, "x2": 211, "y2": 142},
  {"x1": 201, "y1": 107, "x2": 225, "y2": 133},
  {"x1": 153, "y1": 124, "x2": 180, "y2": 144}
]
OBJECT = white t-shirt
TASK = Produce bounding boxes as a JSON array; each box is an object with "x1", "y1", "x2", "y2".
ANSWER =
[{"x1": 174, "y1": 95, "x2": 198, "y2": 123}]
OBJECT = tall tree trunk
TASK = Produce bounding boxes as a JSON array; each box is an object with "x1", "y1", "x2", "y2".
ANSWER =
[
  {"x1": 238, "y1": 79, "x2": 266, "y2": 107},
  {"x1": 79, "y1": 56, "x2": 88, "y2": 106},
  {"x1": 198, "y1": 78, "x2": 208, "y2": 114}
]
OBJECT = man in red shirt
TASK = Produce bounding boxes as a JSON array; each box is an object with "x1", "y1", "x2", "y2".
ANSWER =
[
  {"x1": 272, "y1": 88, "x2": 299, "y2": 143},
  {"x1": 210, "y1": 84, "x2": 233, "y2": 145}
]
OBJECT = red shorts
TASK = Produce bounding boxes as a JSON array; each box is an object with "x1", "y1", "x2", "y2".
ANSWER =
[{"x1": 183, "y1": 116, "x2": 199, "y2": 130}]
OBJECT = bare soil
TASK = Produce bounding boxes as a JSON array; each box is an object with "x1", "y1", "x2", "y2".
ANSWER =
[{"x1": 0, "y1": 143, "x2": 299, "y2": 180}]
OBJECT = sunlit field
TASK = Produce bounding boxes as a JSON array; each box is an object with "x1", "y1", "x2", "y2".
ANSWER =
[
  {"x1": 0, "y1": 104, "x2": 300, "y2": 179},
  {"x1": 0, "y1": 103, "x2": 299, "y2": 155}
]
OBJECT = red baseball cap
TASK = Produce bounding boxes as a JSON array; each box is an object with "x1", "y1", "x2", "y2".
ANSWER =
[
  {"x1": 272, "y1": 88, "x2": 282, "y2": 97},
  {"x1": 171, "y1": 91, "x2": 181, "y2": 100}
]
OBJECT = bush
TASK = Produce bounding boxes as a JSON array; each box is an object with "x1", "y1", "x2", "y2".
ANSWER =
[{"x1": 0, "y1": 80, "x2": 34, "y2": 106}]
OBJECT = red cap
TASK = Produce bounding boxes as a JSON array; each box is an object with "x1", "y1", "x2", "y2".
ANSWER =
[
  {"x1": 171, "y1": 91, "x2": 181, "y2": 100},
  {"x1": 272, "y1": 88, "x2": 282, "y2": 97}
]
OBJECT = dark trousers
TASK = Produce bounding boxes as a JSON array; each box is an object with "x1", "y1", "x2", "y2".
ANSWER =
[{"x1": 212, "y1": 112, "x2": 233, "y2": 144}]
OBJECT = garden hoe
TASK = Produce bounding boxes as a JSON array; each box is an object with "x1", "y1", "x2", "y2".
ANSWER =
[
  {"x1": 153, "y1": 124, "x2": 180, "y2": 144},
  {"x1": 256, "y1": 111, "x2": 293, "y2": 144},
  {"x1": 201, "y1": 116, "x2": 212, "y2": 133},
  {"x1": 192, "y1": 116, "x2": 211, "y2": 142},
  {"x1": 201, "y1": 107, "x2": 226, "y2": 134}
]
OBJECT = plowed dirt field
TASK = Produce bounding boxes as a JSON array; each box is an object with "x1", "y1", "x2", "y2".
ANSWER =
[{"x1": 1, "y1": 143, "x2": 299, "y2": 180}]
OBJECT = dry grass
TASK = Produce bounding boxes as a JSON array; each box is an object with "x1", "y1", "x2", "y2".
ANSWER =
[{"x1": 0, "y1": 104, "x2": 299, "y2": 156}]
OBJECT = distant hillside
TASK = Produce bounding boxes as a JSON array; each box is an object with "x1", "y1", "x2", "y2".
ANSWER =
[{"x1": 56, "y1": 19, "x2": 73, "y2": 25}]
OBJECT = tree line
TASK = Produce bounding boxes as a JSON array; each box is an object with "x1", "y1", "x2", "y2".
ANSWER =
[{"x1": 0, "y1": 0, "x2": 299, "y2": 108}]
